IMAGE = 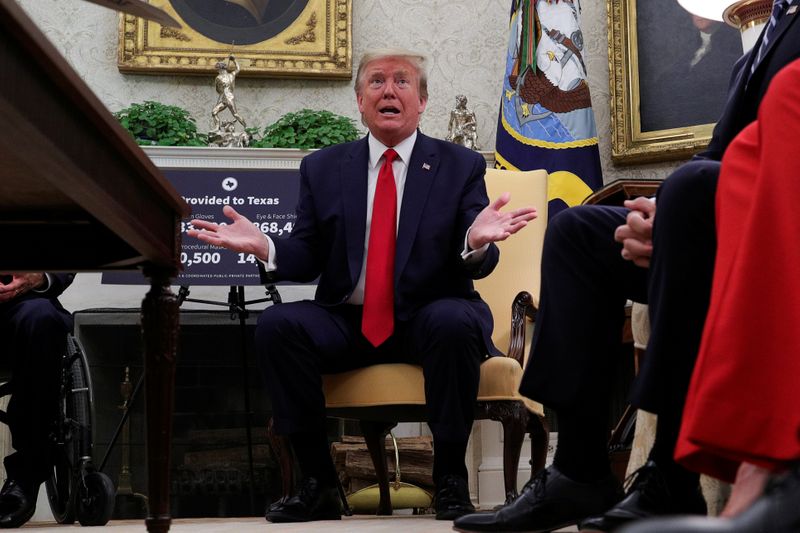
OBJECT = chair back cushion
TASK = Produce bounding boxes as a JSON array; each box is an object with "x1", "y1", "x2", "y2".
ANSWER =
[{"x1": 475, "y1": 168, "x2": 548, "y2": 354}]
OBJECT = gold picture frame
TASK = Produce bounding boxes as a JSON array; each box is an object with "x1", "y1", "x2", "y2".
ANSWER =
[
  {"x1": 118, "y1": 0, "x2": 352, "y2": 79},
  {"x1": 607, "y1": 0, "x2": 741, "y2": 164}
]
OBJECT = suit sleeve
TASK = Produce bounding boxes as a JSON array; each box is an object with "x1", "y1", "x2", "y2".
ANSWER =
[
  {"x1": 694, "y1": 51, "x2": 751, "y2": 162},
  {"x1": 259, "y1": 157, "x2": 324, "y2": 284},
  {"x1": 456, "y1": 152, "x2": 499, "y2": 280},
  {"x1": 42, "y1": 273, "x2": 75, "y2": 299}
]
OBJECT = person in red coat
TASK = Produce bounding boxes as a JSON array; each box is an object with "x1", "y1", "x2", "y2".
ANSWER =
[
  {"x1": 676, "y1": 59, "x2": 800, "y2": 486},
  {"x1": 619, "y1": 57, "x2": 800, "y2": 533}
]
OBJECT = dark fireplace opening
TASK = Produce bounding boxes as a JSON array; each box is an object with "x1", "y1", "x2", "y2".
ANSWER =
[{"x1": 74, "y1": 308, "x2": 336, "y2": 519}]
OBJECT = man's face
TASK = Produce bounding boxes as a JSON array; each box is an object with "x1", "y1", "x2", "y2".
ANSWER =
[{"x1": 357, "y1": 57, "x2": 427, "y2": 147}]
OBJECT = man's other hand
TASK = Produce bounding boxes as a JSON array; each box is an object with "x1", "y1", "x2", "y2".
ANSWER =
[
  {"x1": 614, "y1": 197, "x2": 656, "y2": 268},
  {"x1": 468, "y1": 192, "x2": 538, "y2": 250},
  {"x1": 187, "y1": 205, "x2": 270, "y2": 260},
  {"x1": 0, "y1": 273, "x2": 45, "y2": 303}
]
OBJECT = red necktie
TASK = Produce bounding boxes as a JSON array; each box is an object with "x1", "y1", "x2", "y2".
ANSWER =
[{"x1": 362, "y1": 149, "x2": 398, "y2": 347}]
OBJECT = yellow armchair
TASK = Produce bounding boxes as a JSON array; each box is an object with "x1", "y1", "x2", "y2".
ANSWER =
[{"x1": 269, "y1": 168, "x2": 550, "y2": 514}]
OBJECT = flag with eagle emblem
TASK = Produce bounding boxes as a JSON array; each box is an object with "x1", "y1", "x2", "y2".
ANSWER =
[{"x1": 495, "y1": 0, "x2": 603, "y2": 218}]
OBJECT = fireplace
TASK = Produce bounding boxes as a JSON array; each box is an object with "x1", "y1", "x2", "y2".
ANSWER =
[{"x1": 74, "y1": 309, "x2": 317, "y2": 518}]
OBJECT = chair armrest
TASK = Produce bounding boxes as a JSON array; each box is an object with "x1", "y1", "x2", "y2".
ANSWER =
[{"x1": 506, "y1": 291, "x2": 535, "y2": 367}]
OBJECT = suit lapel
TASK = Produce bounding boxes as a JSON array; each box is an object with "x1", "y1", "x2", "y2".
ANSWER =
[
  {"x1": 394, "y1": 133, "x2": 439, "y2": 283},
  {"x1": 341, "y1": 138, "x2": 370, "y2": 287},
  {"x1": 752, "y1": 5, "x2": 800, "y2": 79}
]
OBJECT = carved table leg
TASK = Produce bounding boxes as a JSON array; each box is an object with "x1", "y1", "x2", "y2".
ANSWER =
[{"x1": 142, "y1": 269, "x2": 179, "y2": 533}]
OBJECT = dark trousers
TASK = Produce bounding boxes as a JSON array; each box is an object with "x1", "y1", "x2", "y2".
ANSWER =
[
  {"x1": 520, "y1": 203, "x2": 648, "y2": 410},
  {"x1": 0, "y1": 296, "x2": 71, "y2": 485},
  {"x1": 519, "y1": 159, "x2": 720, "y2": 471},
  {"x1": 256, "y1": 298, "x2": 484, "y2": 474},
  {"x1": 631, "y1": 160, "x2": 720, "y2": 433}
]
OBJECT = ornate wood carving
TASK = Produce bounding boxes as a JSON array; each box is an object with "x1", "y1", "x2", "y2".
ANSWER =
[{"x1": 508, "y1": 291, "x2": 535, "y2": 366}]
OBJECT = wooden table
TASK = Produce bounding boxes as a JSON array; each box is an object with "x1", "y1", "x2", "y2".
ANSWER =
[{"x1": 0, "y1": 2, "x2": 190, "y2": 531}]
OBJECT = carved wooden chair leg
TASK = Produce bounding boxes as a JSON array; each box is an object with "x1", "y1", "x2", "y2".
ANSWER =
[
  {"x1": 487, "y1": 400, "x2": 528, "y2": 505},
  {"x1": 607, "y1": 404, "x2": 637, "y2": 483},
  {"x1": 527, "y1": 414, "x2": 549, "y2": 479},
  {"x1": 360, "y1": 420, "x2": 397, "y2": 515},
  {"x1": 266, "y1": 417, "x2": 294, "y2": 503}
]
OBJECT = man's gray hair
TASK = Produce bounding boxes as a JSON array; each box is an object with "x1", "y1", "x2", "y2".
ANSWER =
[{"x1": 354, "y1": 48, "x2": 428, "y2": 100}]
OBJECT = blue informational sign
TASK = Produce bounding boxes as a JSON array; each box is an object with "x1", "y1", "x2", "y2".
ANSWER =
[{"x1": 103, "y1": 168, "x2": 300, "y2": 286}]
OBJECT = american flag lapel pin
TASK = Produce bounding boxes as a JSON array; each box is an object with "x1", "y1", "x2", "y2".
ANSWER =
[{"x1": 422, "y1": 163, "x2": 431, "y2": 170}]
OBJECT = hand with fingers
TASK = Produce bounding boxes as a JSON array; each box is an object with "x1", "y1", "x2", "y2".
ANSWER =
[
  {"x1": 614, "y1": 196, "x2": 656, "y2": 268},
  {"x1": 186, "y1": 205, "x2": 270, "y2": 260},
  {"x1": 468, "y1": 192, "x2": 538, "y2": 250},
  {"x1": 0, "y1": 273, "x2": 45, "y2": 304}
]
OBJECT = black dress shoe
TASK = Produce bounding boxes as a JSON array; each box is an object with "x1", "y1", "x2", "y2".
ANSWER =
[
  {"x1": 617, "y1": 465, "x2": 800, "y2": 533},
  {"x1": 0, "y1": 479, "x2": 38, "y2": 529},
  {"x1": 434, "y1": 474, "x2": 475, "y2": 520},
  {"x1": 453, "y1": 465, "x2": 624, "y2": 532},
  {"x1": 579, "y1": 461, "x2": 706, "y2": 532},
  {"x1": 265, "y1": 477, "x2": 342, "y2": 523}
]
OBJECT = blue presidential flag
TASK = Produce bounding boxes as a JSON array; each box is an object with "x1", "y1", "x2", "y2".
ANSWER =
[{"x1": 496, "y1": 0, "x2": 602, "y2": 217}]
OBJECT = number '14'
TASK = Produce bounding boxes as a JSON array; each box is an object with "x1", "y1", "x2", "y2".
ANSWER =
[{"x1": 237, "y1": 253, "x2": 258, "y2": 264}]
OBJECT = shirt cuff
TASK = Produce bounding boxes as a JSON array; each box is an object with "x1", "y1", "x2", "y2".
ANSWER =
[
  {"x1": 258, "y1": 235, "x2": 278, "y2": 271},
  {"x1": 461, "y1": 227, "x2": 489, "y2": 264},
  {"x1": 32, "y1": 273, "x2": 52, "y2": 293}
]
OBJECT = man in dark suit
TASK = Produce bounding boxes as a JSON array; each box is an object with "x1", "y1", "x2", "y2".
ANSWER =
[
  {"x1": 454, "y1": 2, "x2": 800, "y2": 532},
  {"x1": 0, "y1": 272, "x2": 74, "y2": 528},
  {"x1": 188, "y1": 48, "x2": 537, "y2": 523}
]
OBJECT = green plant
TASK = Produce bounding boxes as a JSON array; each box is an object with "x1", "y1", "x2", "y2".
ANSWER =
[
  {"x1": 114, "y1": 101, "x2": 207, "y2": 146},
  {"x1": 251, "y1": 109, "x2": 361, "y2": 149}
]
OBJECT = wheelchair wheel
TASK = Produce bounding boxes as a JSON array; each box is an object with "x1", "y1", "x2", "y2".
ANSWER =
[
  {"x1": 77, "y1": 470, "x2": 115, "y2": 526},
  {"x1": 47, "y1": 452, "x2": 75, "y2": 524},
  {"x1": 45, "y1": 335, "x2": 94, "y2": 524}
]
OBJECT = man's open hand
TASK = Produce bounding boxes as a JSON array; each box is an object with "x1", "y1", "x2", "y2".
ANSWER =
[
  {"x1": 187, "y1": 205, "x2": 270, "y2": 260},
  {"x1": 468, "y1": 192, "x2": 538, "y2": 250}
]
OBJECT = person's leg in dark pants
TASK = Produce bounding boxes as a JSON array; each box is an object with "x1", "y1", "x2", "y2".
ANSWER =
[
  {"x1": 258, "y1": 297, "x2": 486, "y2": 521},
  {"x1": 523, "y1": 204, "x2": 648, "y2": 481},
  {"x1": 0, "y1": 297, "x2": 71, "y2": 528},
  {"x1": 455, "y1": 205, "x2": 647, "y2": 532},
  {"x1": 633, "y1": 160, "x2": 720, "y2": 497},
  {"x1": 256, "y1": 301, "x2": 363, "y2": 522},
  {"x1": 580, "y1": 162, "x2": 720, "y2": 532},
  {"x1": 401, "y1": 297, "x2": 483, "y2": 519}
]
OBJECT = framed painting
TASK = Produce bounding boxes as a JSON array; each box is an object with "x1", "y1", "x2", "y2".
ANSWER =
[
  {"x1": 608, "y1": 0, "x2": 743, "y2": 164},
  {"x1": 118, "y1": 0, "x2": 352, "y2": 79}
]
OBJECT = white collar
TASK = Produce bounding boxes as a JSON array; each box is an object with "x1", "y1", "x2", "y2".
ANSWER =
[{"x1": 367, "y1": 131, "x2": 417, "y2": 169}]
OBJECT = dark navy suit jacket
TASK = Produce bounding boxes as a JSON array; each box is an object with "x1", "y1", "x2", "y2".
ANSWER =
[
  {"x1": 700, "y1": 5, "x2": 800, "y2": 161},
  {"x1": 260, "y1": 132, "x2": 499, "y2": 353}
]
